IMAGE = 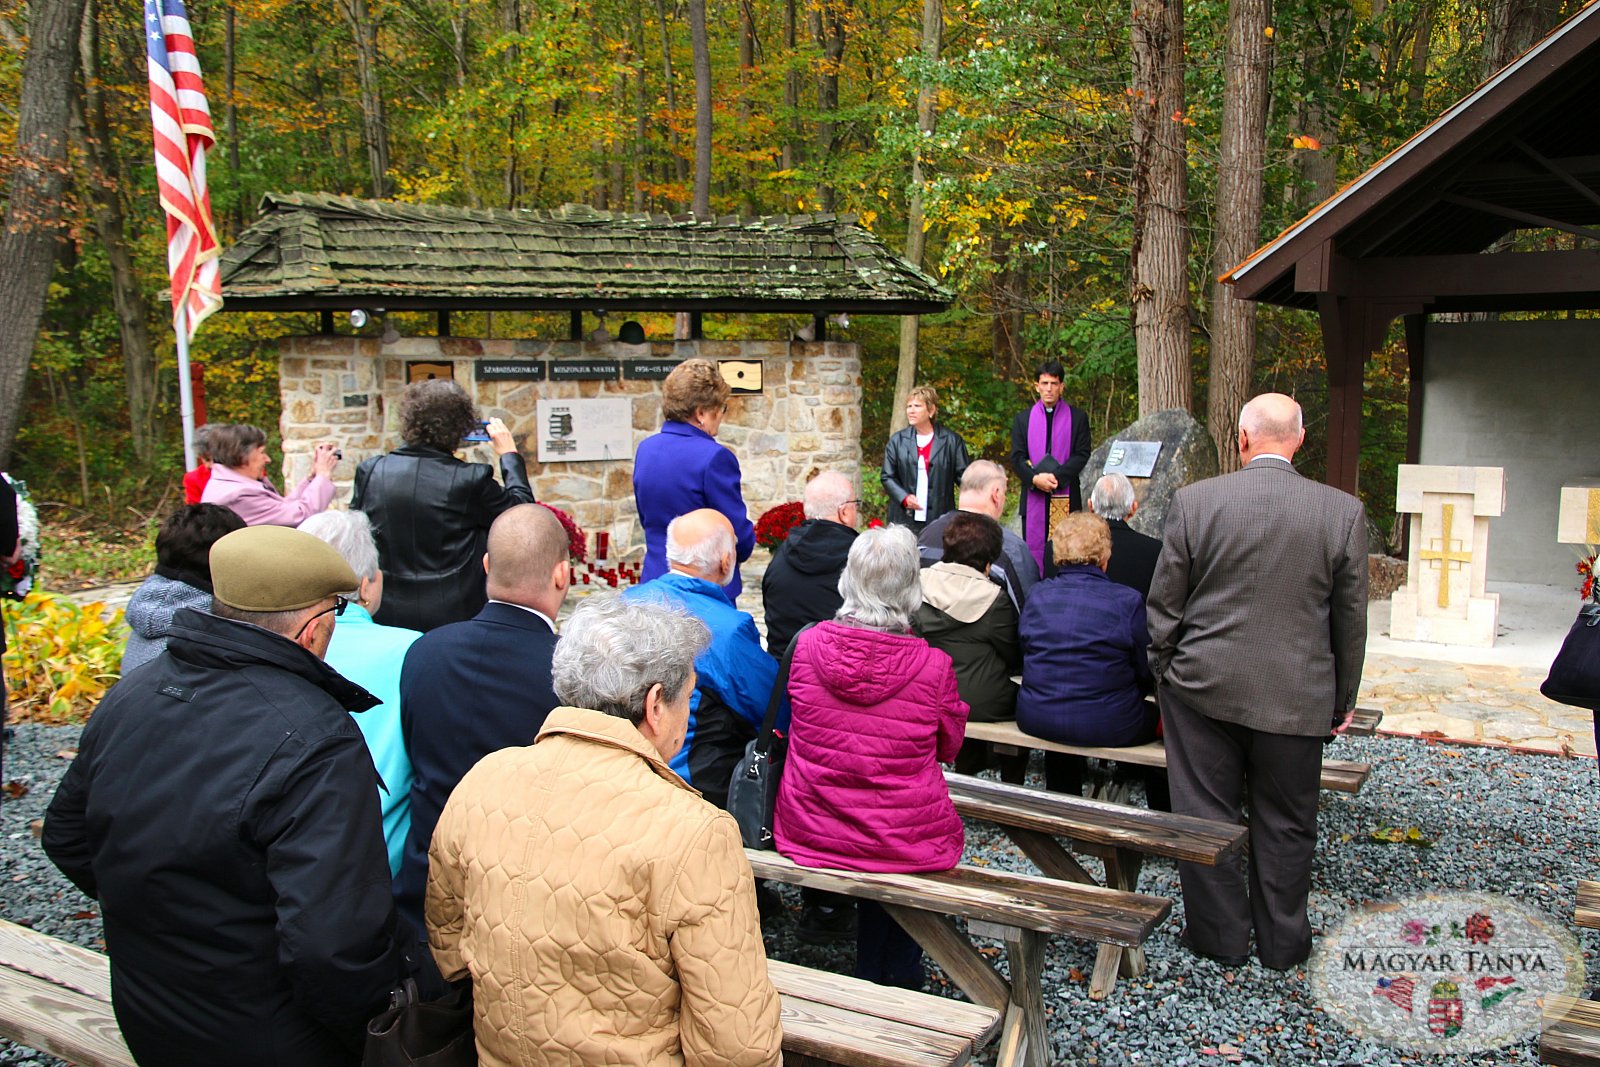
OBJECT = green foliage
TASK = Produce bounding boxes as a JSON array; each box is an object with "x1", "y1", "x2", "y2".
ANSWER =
[{"x1": 1, "y1": 594, "x2": 129, "y2": 723}]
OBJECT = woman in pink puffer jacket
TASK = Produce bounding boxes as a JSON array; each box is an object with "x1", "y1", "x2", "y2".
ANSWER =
[{"x1": 773, "y1": 524, "x2": 970, "y2": 988}]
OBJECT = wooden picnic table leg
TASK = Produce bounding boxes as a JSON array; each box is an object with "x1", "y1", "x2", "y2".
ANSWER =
[
  {"x1": 1103, "y1": 849, "x2": 1148, "y2": 981},
  {"x1": 1003, "y1": 826, "x2": 1098, "y2": 886},
  {"x1": 1001, "y1": 927, "x2": 1050, "y2": 1067}
]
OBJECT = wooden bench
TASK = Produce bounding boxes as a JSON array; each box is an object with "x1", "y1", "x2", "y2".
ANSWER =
[
  {"x1": 1544, "y1": 995, "x2": 1600, "y2": 1066},
  {"x1": 961, "y1": 719, "x2": 1372, "y2": 793},
  {"x1": 1347, "y1": 706, "x2": 1384, "y2": 737},
  {"x1": 0, "y1": 918, "x2": 993, "y2": 1067},
  {"x1": 772, "y1": 960, "x2": 1000, "y2": 1066},
  {"x1": 1575, "y1": 880, "x2": 1600, "y2": 931},
  {"x1": 944, "y1": 769, "x2": 1245, "y2": 998},
  {"x1": 749, "y1": 848, "x2": 1171, "y2": 1067}
]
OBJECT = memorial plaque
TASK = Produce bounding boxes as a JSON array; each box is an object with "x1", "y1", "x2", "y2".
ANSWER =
[
  {"x1": 475, "y1": 360, "x2": 547, "y2": 381},
  {"x1": 537, "y1": 397, "x2": 632, "y2": 462},
  {"x1": 1102, "y1": 440, "x2": 1162, "y2": 479},
  {"x1": 406, "y1": 361, "x2": 453, "y2": 383},
  {"x1": 549, "y1": 359, "x2": 620, "y2": 381},
  {"x1": 719, "y1": 360, "x2": 763, "y2": 394},
  {"x1": 623, "y1": 359, "x2": 683, "y2": 381}
]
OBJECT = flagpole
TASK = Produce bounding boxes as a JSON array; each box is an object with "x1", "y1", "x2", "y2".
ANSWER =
[{"x1": 176, "y1": 317, "x2": 197, "y2": 470}]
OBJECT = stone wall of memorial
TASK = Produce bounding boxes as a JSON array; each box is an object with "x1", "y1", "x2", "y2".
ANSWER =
[{"x1": 275, "y1": 335, "x2": 862, "y2": 556}]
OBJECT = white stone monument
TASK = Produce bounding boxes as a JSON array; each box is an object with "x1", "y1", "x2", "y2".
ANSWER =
[
  {"x1": 1390, "y1": 464, "x2": 1506, "y2": 647},
  {"x1": 1557, "y1": 478, "x2": 1600, "y2": 546}
]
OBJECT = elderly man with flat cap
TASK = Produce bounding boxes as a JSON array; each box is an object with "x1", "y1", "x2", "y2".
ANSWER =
[{"x1": 44, "y1": 525, "x2": 413, "y2": 1067}]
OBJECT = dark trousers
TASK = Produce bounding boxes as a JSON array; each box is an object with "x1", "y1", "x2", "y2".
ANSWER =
[
  {"x1": 953, "y1": 738, "x2": 1028, "y2": 784},
  {"x1": 856, "y1": 901, "x2": 923, "y2": 988},
  {"x1": 1160, "y1": 687, "x2": 1324, "y2": 970}
]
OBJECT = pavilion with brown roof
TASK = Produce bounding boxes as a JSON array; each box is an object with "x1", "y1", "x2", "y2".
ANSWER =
[
  {"x1": 218, "y1": 194, "x2": 950, "y2": 555},
  {"x1": 1221, "y1": 1, "x2": 1600, "y2": 584}
]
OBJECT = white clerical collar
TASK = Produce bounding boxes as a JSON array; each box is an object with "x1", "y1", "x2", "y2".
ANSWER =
[
  {"x1": 488, "y1": 600, "x2": 557, "y2": 632},
  {"x1": 1249, "y1": 453, "x2": 1294, "y2": 466}
]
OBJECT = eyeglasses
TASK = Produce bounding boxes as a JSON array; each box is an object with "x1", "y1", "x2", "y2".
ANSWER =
[{"x1": 294, "y1": 595, "x2": 348, "y2": 640}]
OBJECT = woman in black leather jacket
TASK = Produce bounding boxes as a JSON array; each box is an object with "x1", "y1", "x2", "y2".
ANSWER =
[
  {"x1": 881, "y1": 385, "x2": 971, "y2": 533},
  {"x1": 352, "y1": 379, "x2": 534, "y2": 632}
]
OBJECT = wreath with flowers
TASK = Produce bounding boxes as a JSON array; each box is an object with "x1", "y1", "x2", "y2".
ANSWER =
[
  {"x1": 540, "y1": 503, "x2": 588, "y2": 563},
  {"x1": 2, "y1": 473, "x2": 40, "y2": 600},
  {"x1": 1578, "y1": 547, "x2": 1597, "y2": 603}
]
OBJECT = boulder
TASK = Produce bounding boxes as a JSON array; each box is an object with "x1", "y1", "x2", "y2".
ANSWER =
[{"x1": 1079, "y1": 408, "x2": 1219, "y2": 538}]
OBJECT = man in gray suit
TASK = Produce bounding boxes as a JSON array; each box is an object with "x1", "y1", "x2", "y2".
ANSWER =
[{"x1": 1147, "y1": 393, "x2": 1367, "y2": 971}]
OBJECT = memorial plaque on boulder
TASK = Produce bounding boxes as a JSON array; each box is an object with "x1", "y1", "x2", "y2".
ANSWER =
[{"x1": 1079, "y1": 408, "x2": 1218, "y2": 537}]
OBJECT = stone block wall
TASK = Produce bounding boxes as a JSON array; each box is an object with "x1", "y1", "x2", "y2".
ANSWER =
[{"x1": 276, "y1": 335, "x2": 863, "y2": 557}]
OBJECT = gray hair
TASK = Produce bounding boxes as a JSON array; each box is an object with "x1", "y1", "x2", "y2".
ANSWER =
[
  {"x1": 551, "y1": 594, "x2": 710, "y2": 725},
  {"x1": 960, "y1": 460, "x2": 1007, "y2": 495},
  {"x1": 803, "y1": 470, "x2": 854, "y2": 520},
  {"x1": 666, "y1": 514, "x2": 734, "y2": 575},
  {"x1": 836, "y1": 525, "x2": 922, "y2": 631},
  {"x1": 1091, "y1": 473, "x2": 1137, "y2": 520},
  {"x1": 299, "y1": 510, "x2": 381, "y2": 582}
]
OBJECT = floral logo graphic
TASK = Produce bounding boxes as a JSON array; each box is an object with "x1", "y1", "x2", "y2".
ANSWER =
[{"x1": 1313, "y1": 892, "x2": 1583, "y2": 1053}]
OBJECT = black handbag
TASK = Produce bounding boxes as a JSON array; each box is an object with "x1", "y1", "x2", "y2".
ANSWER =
[
  {"x1": 363, "y1": 978, "x2": 476, "y2": 1067},
  {"x1": 728, "y1": 625, "x2": 812, "y2": 849},
  {"x1": 1541, "y1": 599, "x2": 1600, "y2": 712}
]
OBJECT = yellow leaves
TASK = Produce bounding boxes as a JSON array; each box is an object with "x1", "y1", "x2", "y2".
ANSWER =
[
  {"x1": 1291, "y1": 134, "x2": 1323, "y2": 150},
  {"x1": 2, "y1": 593, "x2": 128, "y2": 725},
  {"x1": 858, "y1": 209, "x2": 878, "y2": 228},
  {"x1": 1263, "y1": 26, "x2": 1274, "y2": 38}
]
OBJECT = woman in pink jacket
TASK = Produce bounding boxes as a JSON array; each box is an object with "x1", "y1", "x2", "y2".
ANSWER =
[
  {"x1": 773, "y1": 524, "x2": 969, "y2": 988},
  {"x1": 201, "y1": 424, "x2": 337, "y2": 527}
]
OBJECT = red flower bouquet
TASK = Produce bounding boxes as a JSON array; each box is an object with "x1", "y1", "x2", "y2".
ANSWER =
[
  {"x1": 755, "y1": 502, "x2": 806, "y2": 550},
  {"x1": 540, "y1": 503, "x2": 588, "y2": 562}
]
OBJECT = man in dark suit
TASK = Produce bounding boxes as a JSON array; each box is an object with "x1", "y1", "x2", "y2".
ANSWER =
[
  {"x1": 1011, "y1": 360, "x2": 1091, "y2": 575},
  {"x1": 393, "y1": 503, "x2": 570, "y2": 954},
  {"x1": 1147, "y1": 393, "x2": 1367, "y2": 971},
  {"x1": 1089, "y1": 473, "x2": 1162, "y2": 600}
]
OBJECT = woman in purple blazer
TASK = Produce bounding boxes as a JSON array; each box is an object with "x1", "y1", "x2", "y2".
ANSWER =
[{"x1": 632, "y1": 359, "x2": 755, "y2": 602}]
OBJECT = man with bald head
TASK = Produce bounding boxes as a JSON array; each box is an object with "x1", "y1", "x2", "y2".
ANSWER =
[
  {"x1": 762, "y1": 470, "x2": 859, "y2": 656},
  {"x1": 627, "y1": 508, "x2": 778, "y2": 807},
  {"x1": 394, "y1": 503, "x2": 571, "y2": 959},
  {"x1": 918, "y1": 459, "x2": 1039, "y2": 606},
  {"x1": 1147, "y1": 393, "x2": 1368, "y2": 972}
]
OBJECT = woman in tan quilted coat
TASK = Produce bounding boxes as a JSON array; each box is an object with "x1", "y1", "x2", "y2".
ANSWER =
[{"x1": 426, "y1": 594, "x2": 783, "y2": 1067}]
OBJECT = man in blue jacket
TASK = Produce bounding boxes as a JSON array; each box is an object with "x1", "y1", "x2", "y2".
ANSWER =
[{"x1": 626, "y1": 508, "x2": 779, "y2": 808}]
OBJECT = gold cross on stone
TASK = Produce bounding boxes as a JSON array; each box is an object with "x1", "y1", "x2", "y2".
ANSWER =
[{"x1": 1418, "y1": 502, "x2": 1472, "y2": 609}]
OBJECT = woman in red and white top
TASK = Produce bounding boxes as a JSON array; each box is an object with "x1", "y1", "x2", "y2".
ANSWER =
[{"x1": 879, "y1": 384, "x2": 970, "y2": 534}]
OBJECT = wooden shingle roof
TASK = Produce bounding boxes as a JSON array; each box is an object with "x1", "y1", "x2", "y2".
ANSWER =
[{"x1": 220, "y1": 194, "x2": 951, "y2": 314}]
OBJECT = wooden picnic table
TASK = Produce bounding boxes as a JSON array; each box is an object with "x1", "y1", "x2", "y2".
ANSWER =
[
  {"x1": 944, "y1": 769, "x2": 1245, "y2": 997},
  {"x1": 747, "y1": 848, "x2": 1170, "y2": 1067}
]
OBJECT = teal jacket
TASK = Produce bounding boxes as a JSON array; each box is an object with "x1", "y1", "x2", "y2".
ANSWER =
[{"x1": 325, "y1": 604, "x2": 422, "y2": 876}]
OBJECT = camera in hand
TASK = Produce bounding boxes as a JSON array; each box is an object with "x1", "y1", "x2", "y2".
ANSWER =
[{"x1": 464, "y1": 421, "x2": 491, "y2": 443}]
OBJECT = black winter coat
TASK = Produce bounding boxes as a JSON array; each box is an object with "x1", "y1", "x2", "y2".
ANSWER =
[
  {"x1": 42, "y1": 608, "x2": 412, "y2": 1067},
  {"x1": 352, "y1": 445, "x2": 534, "y2": 633},
  {"x1": 761, "y1": 518, "x2": 858, "y2": 656},
  {"x1": 881, "y1": 424, "x2": 971, "y2": 529}
]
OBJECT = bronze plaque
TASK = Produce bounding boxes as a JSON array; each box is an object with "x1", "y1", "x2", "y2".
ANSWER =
[{"x1": 407, "y1": 361, "x2": 454, "y2": 383}]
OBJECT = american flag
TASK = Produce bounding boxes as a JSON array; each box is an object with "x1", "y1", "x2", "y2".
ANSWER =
[{"x1": 146, "y1": 0, "x2": 223, "y2": 339}]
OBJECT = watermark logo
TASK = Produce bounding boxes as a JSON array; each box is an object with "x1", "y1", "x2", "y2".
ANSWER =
[{"x1": 1311, "y1": 891, "x2": 1584, "y2": 1053}]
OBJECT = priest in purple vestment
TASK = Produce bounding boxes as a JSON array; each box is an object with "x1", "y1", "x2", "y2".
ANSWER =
[{"x1": 1009, "y1": 360, "x2": 1091, "y2": 573}]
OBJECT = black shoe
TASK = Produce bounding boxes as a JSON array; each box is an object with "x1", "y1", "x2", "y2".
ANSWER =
[
  {"x1": 1179, "y1": 929, "x2": 1249, "y2": 968},
  {"x1": 796, "y1": 904, "x2": 856, "y2": 945},
  {"x1": 754, "y1": 881, "x2": 784, "y2": 922}
]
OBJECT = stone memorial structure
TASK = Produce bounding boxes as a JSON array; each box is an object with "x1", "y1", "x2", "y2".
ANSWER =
[
  {"x1": 221, "y1": 194, "x2": 949, "y2": 556},
  {"x1": 1390, "y1": 464, "x2": 1506, "y2": 647},
  {"x1": 1557, "y1": 478, "x2": 1600, "y2": 547},
  {"x1": 1078, "y1": 408, "x2": 1218, "y2": 537}
]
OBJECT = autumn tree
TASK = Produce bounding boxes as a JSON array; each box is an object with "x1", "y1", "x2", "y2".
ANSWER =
[
  {"x1": 889, "y1": 0, "x2": 941, "y2": 434},
  {"x1": 0, "y1": 0, "x2": 89, "y2": 465},
  {"x1": 1129, "y1": 0, "x2": 1191, "y2": 416}
]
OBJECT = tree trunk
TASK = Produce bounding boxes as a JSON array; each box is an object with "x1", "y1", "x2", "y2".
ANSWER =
[
  {"x1": 688, "y1": 0, "x2": 712, "y2": 216},
  {"x1": 0, "y1": 0, "x2": 88, "y2": 466},
  {"x1": 738, "y1": 0, "x2": 755, "y2": 212},
  {"x1": 1129, "y1": 0, "x2": 1191, "y2": 416},
  {"x1": 654, "y1": 0, "x2": 689, "y2": 188},
  {"x1": 891, "y1": 0, "x2": 942, "y2": 434},
  {"x1": 76, "y1": 0, "x2": 158, "y2": 461},
  {"x1": 1406, "y1": 1, "x2": 1432, "y2": 120},
  {"x1": 1483, "y1": 0, "x2": 1563, "y2": 74},
  {"x1": 781, "y1": 0, "x2": 798, "y2": 171},
  {"x1": 225, "y1": 4, "x2": 243, "y2": 224},
  {"x1": 1206, "y1": 0, "x2": 1271, "y2": 472},
  {"x1": 450, "y1": 4, "x2": 480, "y2": 208},
  {"x1": 335, "y1": 0, "x2": 391, "y2": 197},
  {"x1": 812, "y1": 1, "x2": 847, "y2": 212},
  {"x1": 632, "y1": 9, "x2": 649, "y2": 211}
]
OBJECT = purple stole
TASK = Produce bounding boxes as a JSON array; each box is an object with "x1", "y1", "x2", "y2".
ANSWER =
[{"x1": 1024, "y1": 402, "x2": 1072, "y2": 571}]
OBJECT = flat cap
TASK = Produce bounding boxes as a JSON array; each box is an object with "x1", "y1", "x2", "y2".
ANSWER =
[{"x1": 210, "y1": 525, "x2": 359, "y2": 612}]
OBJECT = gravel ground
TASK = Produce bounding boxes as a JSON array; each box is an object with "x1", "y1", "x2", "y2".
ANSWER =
[{"x1": 4, "y1": 723, "x2": 1596, "y2": 1066}]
